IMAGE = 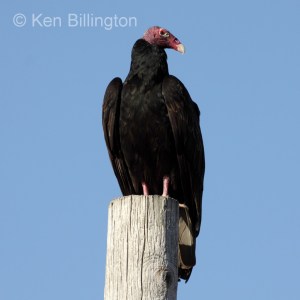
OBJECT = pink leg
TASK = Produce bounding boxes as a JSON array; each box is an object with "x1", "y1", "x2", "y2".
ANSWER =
[
  {"x1": 162, "y1": 176, "x2": 170, "y2": 197},
  {"x1": 142, "y1": 182, "x2": 149, "y2": 196}
]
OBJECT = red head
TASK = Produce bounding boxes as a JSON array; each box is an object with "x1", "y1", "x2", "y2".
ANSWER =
[{"x1": 143, "y1": 26, "x2": 185, "y2": 54}]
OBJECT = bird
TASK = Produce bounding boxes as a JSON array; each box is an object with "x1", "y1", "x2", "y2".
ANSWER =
[{"x1": 102, "y1": 26, "x2": 205, "y2": 281}]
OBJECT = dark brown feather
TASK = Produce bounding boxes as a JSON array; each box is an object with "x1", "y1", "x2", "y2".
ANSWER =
[{"x1": 102, "y1": 78, "x2": 134, "y2": 195}]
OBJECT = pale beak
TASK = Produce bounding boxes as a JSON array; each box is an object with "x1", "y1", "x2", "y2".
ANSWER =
[{"x1": 177, "y1": 43, "x2": 185, "y2": 54}]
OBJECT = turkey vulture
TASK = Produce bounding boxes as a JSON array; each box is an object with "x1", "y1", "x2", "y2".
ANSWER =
[{"x1": 102, "y1": 26, "x2": 205, "y2": 281}]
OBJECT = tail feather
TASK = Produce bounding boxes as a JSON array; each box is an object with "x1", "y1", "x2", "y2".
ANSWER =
[{"x1": 178, "y1": 204, "x2": 196, "y2": 282}]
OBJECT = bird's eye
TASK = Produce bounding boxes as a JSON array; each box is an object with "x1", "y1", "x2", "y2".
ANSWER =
[{"x1": 159, "y1": 30, "x2": 170, "y2": 38}]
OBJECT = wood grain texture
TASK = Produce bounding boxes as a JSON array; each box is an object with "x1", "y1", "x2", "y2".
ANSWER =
[{"x1": 104, "y1": 195, "x2": 179, "y2": 300}]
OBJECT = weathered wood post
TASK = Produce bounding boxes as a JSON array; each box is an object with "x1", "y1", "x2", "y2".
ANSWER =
[{"x1": 104, "y1": 195, "x2": 179, "y2": 300}]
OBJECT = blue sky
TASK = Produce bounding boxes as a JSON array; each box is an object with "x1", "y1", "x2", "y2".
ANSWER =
[{"x1": 1, "y1": 1, "x2": 299, "y2": 299}]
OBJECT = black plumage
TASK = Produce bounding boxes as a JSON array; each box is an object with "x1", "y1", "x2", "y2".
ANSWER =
[{"x1": 102, "y1": 27, "x2": 205, "y2": 281}]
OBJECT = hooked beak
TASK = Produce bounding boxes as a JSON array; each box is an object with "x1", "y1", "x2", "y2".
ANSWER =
[{"x1": 177, "y1": 43, "x2": 185, "y2": 54}]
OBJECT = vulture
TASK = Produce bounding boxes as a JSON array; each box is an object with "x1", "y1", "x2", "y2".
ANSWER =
[{"x1": 102, "y1": 26, "x2": 205, "y2": 281}]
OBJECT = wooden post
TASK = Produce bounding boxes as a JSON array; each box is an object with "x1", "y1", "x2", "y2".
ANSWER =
[{"x1": 104, "y1": 195, "x2": 179, "y2": 300}]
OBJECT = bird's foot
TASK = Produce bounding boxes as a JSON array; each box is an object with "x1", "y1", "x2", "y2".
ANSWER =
[{"x1": 162, "y1": 176, "x2": 170, "y2": 197}]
